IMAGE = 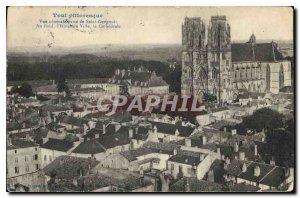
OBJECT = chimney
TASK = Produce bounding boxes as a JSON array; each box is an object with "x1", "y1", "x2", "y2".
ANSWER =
[
  {"x1": 173, "y1": 148, "x2": 178, "y2": 155},
  {"x1": 217, "y1": 147, "x2": 221, "y2": 159},
  {"x1": 202, "y1": 135, "x2": 207, "y2": 145},
  {"x1": 270, "y1": 157, "x2": 276, "y2": 166},
  {"x1": 254, "y1": 166, "x2": 260, "y2": 177},
  {"x1": 185, "y1": 138, "x2": 191, "y2": 147},
  {"x1": 234, "y1": 141, "x2": 239, "y2": 152},
  {"x1": 72, "y1": 178, "x2": 78, "y2": 187},
  {"x1": 242, "y1": 163, "x2": 247, "y2": 173},
  {"x1": 254, "y1": 144, "x2": 258, "y2": 156},
  {"x1": 102, "y1": 124, "x2": 106, "y2": 134},
  {"x1": 129, "y1": 128, "x2": 133, "y2": 138},
  {"x1": 231, "y1": 129, "x2": 237, "y2": 136},
  {"x1": 153, "y1": 125, "x2": 157, "y2": 133},
  {"x1": 79, "y1": 167, "x2": 83, "y2": 177},
  {"x1": 175, "y1": 129, "x2": 180, "y2": 136},
  {"x1": 184, "y1": 179, "x2": 190, "y2": 192},
  {"x1": 121, "y1": 69, "x2": 126, "y2": 77},
  {"x1": 25, "y1": 133, "x2": 30, "y2": 141},
  {"x1": 139, "y1": 167, "x2": 144, "y2": 175},
  {"x1": 239, "y1": 151, "x2": 245, "y2": 161}
]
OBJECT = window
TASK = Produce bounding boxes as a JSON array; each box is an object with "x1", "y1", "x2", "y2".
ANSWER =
[
  {"x1": 14, "y1": 150, "x2": 17, "y2": 154},
  {"x1": 15, "y1": 167, "x2": 19, "y2": 174},
  {"x1": 15, "y1": 157, "x2": 18, "y2": 163},
  {"x1": 35, "y1": 164, "x2": 39, "y2": 170},
  {"x1": 25, "y1": 156, "x2": 28, "y2": 162},
  {"x1": 179, "y1": 165, "x2": 183, "y2": 172},
  {"x1": 44, "y1": 155, "x2": 47, "y2": 161},
  {"x1": 187, "y1": 167, "x2": 192, "y2": 174},
  {"x1": 34, "y1": 154, "x2": 38, "y2": 160},
  {"x1": 35, "y1": 148, "x2": 37, "y2": 151},
  {"x1": 171, "y1": 163, "x2": 174, "y2": 170},
  {"x1": 25, "y1": 165, "x2": 29, "y2": 173}
]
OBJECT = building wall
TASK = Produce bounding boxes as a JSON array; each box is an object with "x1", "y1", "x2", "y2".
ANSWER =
[
  {"x1": 40, "y1": 148, "x2": 67, "y2": 169},
  {"x1": 261, "y1": 61, "x2": 292, "y2": 93},
  {"x1": 7, "y1": 147, "x2": 41, "y2": 179}
]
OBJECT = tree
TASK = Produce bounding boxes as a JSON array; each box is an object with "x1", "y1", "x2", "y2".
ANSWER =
[
  {"x1": 203, "y1": 92, "x2": 217, "y2": 103},
  {"x1": 56, "y1": 73, "x2": 70, "y2": 97},
  {"x1": 263, "y1": 124, "x2": 294, "y2": 167},
  {"x1": 10, "y1": 84, "x2": 19, "y2": 94},
  {"x1": 18, "y1": 83, "x2": 33, "y2": 98},
  {"x1": 242, "y1": 108, "x2": 284, "y2": 132}
]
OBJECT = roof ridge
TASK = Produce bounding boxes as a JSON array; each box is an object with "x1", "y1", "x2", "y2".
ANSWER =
[
  {"x1": 238, "y1": 161, "x2": 253, "y2": 177},
  {"x1": 259, "y1": 166, "x2": 277, "y2": 183},
  {"x1": 94, "y1": 139, "x2": 107, "y2": 151}
]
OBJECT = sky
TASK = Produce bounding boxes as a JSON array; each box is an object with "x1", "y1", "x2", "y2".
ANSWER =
[{"x1": 7, "y1": 6, "x2": 293, "y2": 48}]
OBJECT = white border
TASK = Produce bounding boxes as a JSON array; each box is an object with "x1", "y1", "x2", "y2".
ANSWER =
[{"x1": 1, "y1": 0, "x2": 298, "y2": 197}]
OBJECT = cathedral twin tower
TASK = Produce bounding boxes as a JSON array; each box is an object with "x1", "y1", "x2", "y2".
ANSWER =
[{"x1": 181, "y1": 16, "x2": 234, "y2": 104}]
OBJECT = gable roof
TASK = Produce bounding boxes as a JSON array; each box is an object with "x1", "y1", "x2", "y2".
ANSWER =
[
  {"x1": 170, "y1": 177, "x2": 222, "y2": 192},
  {"x1": 231, "y1": 42, "x2": 285, "y2": 62},
  {"x1": 226, "y1": 160, "x2": 287, "y2": 187},
  {"x1": 43, "y1": 155, "x2": 99, "y2": 180},
  {"x1": 41, "y1": 138, "x2": 74, "y2": 152},
  {"x1": 149, "y1": 121, "x2": 195, "y2": 137},
  {"x1": 73, "y1": 132, "x2": 131, "y2": 154},
  {"x1": 7, "y1": 139, "x2": 37, "y2": 150},
  {"x1": 72, "y1": 139, "x2": 106, "y2": 154},
  {"x1": 168, "y1": 150, "x2": 207, "y2": 166}
]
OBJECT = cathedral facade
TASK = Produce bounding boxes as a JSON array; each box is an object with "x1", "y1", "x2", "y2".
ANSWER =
[{"x1": 181, "y1": 16, "x2": 292, "y2": 104}]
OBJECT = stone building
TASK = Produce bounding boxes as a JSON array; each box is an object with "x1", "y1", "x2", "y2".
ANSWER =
[
  {"x1": 108, "y1": 66, "x2": 169, "y2": 96},
  {"x1": 181, "y1": 16, "x2": 292, "y2": 104}
]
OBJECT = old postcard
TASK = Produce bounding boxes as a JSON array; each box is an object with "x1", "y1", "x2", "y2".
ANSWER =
[{"x1": 6, "y1": 6, "x2": 294, "y2": 192}]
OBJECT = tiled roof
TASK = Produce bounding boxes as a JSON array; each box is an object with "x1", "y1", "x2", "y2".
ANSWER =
[
  {"x1": 97, "y1": 132, "x2": 131, "y2": 149},
  {"x1": 149, "y1": 121, "x2": 195, "y2": 137},
  {"x1": 226, "y1": 160, "x2": 287, "y2": 188},
  {"x1": 120, "y1": 147, "x2": 154, "y2": 162},
  {"x1": 72, "y1": 139, "x2": 106, "y2": 154},
  {"x1": 73, "y1": 132, "x2": 131, "y2": 154},
  {"x1": 110, "y1": 69, "x2": 168, "y2": 87},
  {"x1": 230, "y1": 182, "x2": 260, "y2": 192},
  {"x1": 168, "y1": 150, "x2": 207, "y2": 166},
  {"x1": 46, "y1": 122, "x2": 65, "y2": 131},
  {"x1": 231, "y1": 42, "x2": 285, "y2": 62},
  {"x1": 143, "y1": 141, "x2": 181, "y2": 154},
  {"x1": 7, "y1": 139, "x2": 37, "y2": 150},
  {"x1": 120, "y1": 141, "x2": 181, "y2": 162},
  {"x1": 41, "y1": 138, "x2": 74, "y2": 152},
  {"x1": 67, "y1": 78, "x2": 108, "y2": 85},
  {"x1": 59, "y1": 116, "x2": 89, "y2": 127},
  {"x1": 40, "y1": 104, "x2": 72, "y2": 113},
  {"x1": 36, "y1": 85, "x2": 57, "y2": 92},
  {"x1": 260, "y1": 166, "x2": 287, "y2": 187},
  {"x1": 43, "y1": 155, "x2": 99, "y2": 180},
  {"x1": 170, "y1": 177, "x2": 222, "y2": 192}
]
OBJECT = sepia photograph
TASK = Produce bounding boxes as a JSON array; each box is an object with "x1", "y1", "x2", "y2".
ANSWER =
[{"x1": 6, "y1": 6, "x2": 294, "y2": 192}]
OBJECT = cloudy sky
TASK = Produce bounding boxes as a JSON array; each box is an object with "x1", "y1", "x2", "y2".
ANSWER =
[{"x1": 7, "y1": 6, "x2": 293, "y2": 48}]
